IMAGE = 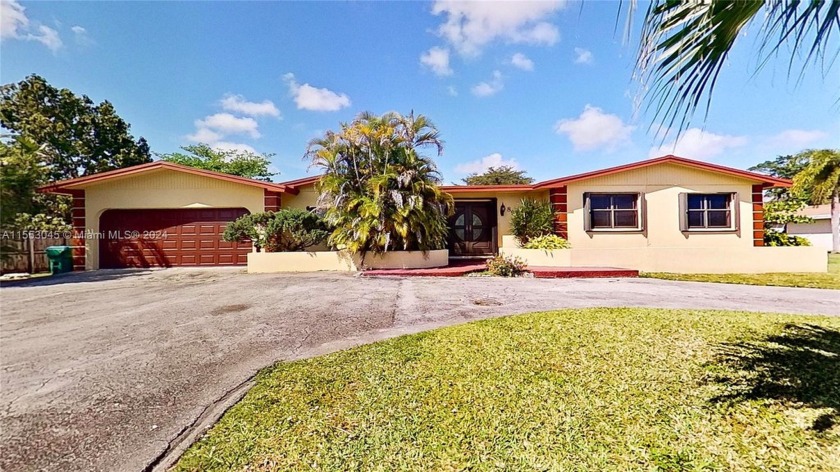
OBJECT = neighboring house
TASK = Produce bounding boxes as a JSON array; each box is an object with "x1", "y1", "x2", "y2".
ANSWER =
[
  {"x1": 42, "y1": 155, "x2": 826, "y2": 273},
  {"x1": 786, "y1": 204, "x2": 838, "y2": 251}
]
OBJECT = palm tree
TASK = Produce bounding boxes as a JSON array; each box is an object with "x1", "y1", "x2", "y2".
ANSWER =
[
  {"x1": 633, "y1": 1, "x2": 839, "y2": 133},
  {"x1": 306, "y1": 111, "x2": 453, "y2": 261},
  {"x1": 794, "y1": 149, "x2": 840, "y2": 253}
]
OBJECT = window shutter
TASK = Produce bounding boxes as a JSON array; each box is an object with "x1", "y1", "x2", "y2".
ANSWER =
[
  {"x1": 638, "y1": 192, "x2": 645, "y2": 231},
  {"x1": 731, "y1": 192, "x2": 739, "y2": 231},
  {"x1": 678, "y1": 192, "x2": 688, "y2": 231},
  {"x1": 583, "y1": 193, "x2": 592, "y2": 231}
]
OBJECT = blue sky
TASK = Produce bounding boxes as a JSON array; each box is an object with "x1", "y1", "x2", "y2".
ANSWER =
[{"x1": 2, "y1": 0, "x2": 838, "y2": 183}]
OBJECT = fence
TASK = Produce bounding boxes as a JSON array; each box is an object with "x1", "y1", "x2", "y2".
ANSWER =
[{"x1": 1, "y1": 236, "x2": 67, "y2": 274}]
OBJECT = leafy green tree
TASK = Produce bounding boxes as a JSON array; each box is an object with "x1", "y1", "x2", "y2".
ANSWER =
[
  {"x1": 510, "y1": 198, "x2": 554, "y2": 244},
  {"x1": 794, "y1": 149, "x2": 840, "y2": 253},
  {"x1": 0, "y1": 74, "x2": 151, "y2": 181},
  {"x1": 462, "y1": 166, "x2": 534, "y2": 185},
  {"x1": 633, "y1": 1, "x2": 838, "y2": 132},
  {"x1": 762, "y1": 200, "x2": 812, "y2": 247},
  {"x1": 749, "y1": 153, "x2": 812, "y2": 201},
  {"x1": 0, "y1": 136, "x2": 70, "y2": 230},
  {"x1": 306, "y1": 111, "x2": 453, "y2": 260},
  {"x1": 158, "y1": 144, "x2": 277, "y2": 181}
]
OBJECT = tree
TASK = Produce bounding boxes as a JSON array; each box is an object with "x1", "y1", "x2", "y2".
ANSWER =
[
  {"x1": 0, "y1": 136, "x2": 70, "y2": 231},
  {"x1": 762, "y1": 200, "x2": 812, "y2": 246},
  {"x1": 749, "y1": 153, "x2": 812, "y2": 201},
  {"x1": 462, "y1": 166, "x2": 534, "y2": 185},
  {"x1": 306, "y1": 111, "x2": 453, "y2": 260},
  {"x1": 158, "y1": 144, "x2": 277, "y2": 181},
  {"x1": 634, "y1": 1, "x2": 839, "y2": 133},
  {"x1": 794, "y1": 149, "x2": 840, "y2": 253},
  {"x1": 0, "y1": 74, "x2": 151, "y2": 181}
]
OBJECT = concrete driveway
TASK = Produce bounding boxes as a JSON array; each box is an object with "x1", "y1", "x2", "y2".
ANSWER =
[{"x1": 2, "y1": 269, "x2": 839, "y2": 472}]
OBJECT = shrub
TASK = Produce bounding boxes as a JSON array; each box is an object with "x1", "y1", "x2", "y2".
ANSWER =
[
  {"x1": 266, "y1": 208, "x2": 329, "y2": 251},
  {"x1": 765, "y1": 230, "x2": 812, "y2": 247},
  {"x1": 510, "y1": 198, "x2": 554, "y2": 244},
  {"x1": 485, "y1": 254, "x2": 527, "y2": 277},
  {"x1": 522, "y1": 234, "x2": 570, "y2": 250},
  {"x1": 222, "y1": 212, "x2": 273, "y2": 251},
  {"x1": 222, "y1": 209, "x2": 328, "y2": 252}
]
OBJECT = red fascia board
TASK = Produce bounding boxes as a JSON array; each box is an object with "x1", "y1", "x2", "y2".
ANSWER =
[
  {"x1": 533, "y1": 155, "x2": 792, "y2": 189},
  {"x1": 39, "y1": 161, "x2": 292, "y2": 194},
  {"x1": 440, "y1": 184, "x2": 535, "y2": 193}
]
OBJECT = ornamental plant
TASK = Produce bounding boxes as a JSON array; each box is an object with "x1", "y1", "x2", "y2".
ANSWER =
[
  {"x1": 222, "y1": 209, "x2": 328, "y2": 252},
  {"x1": 510, "y1": 198, "x2": 554, "y2": 244},
  {"x1": 306, "y1": 111, "x2": 453, "y2": 260},
  {"x1": 522, "y1": 234, "x2": 570, "y2": 250},
  {"x1": 485, "y1": 254, "x2": 527, "y2": 277}
]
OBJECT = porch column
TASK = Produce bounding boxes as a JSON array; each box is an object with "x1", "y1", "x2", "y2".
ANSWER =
[
  {"x1": 549, "y1": 186, "x2": 568, "y2": 239},
  {"x1": 264, "y1": 190, "x2": 282, "y2": 212},
  {"x1": 69, "y1": 189, "x2": 87, "y2": 271},
  {"x1": 752, "y1": 184, "x2": 764, "y2": 247}
]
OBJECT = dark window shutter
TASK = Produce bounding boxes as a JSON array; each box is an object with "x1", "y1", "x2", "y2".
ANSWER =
[
  {"x1": 678, "y1": 192, "x2": 688, "y2": 231},
  {"x1": 638, "y1": 192, "x2": 645, "y2": 231},
  {"x1": 583, "y1": 193, "x2": 592, "y2": 231}
]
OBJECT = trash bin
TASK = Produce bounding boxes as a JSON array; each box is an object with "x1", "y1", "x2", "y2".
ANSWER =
[{"x1": 45, "y1": 246, "x2": 73, "y2": 274}]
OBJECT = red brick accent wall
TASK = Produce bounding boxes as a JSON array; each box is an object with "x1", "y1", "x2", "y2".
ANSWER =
[
  {"x1": 264, "y1": 190, "x2": 282, "y2": 212},
  {"x1": 752, "y1": 184, "x2": 764, "y2": 247},
  {"x1": 69, "y1": 189, "x2": 86, "y2": 270},
  {"x1": 549, "y1": 186, "x2": 568, "y2": 239}
]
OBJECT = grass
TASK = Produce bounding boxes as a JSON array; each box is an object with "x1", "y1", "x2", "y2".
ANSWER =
[
  {"x1": 175, "y1": 308, "x2": 840, "y2": 472},
  {"x1": 642, "y1": 253, "x2": 840, "y2": 290}
]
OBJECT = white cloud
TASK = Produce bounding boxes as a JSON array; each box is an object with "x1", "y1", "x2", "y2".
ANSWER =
[
  {"x1": 510, "y1": 52, "x2": 534, "y2": 71},
  {"x1": 420, "y1": 46, "x2": 453, "y2": 76},
  {"x1": 211, "y1": 142, "x2": 257, "y2": 154},
  {"x1": 220, "y1": 94, "x2": 280, "y2": 117},
  {"x1": 0, "y1": 0, "x2": 62, "y2": 52},
  {"x1": 186, "y1": 127, "x2": 223, "y2": 144},
  {"x1": 195, "y1": 113, "x2": 260, "y2": 138},
  {"x1": 471, "y1": 70, "x2": 504, "y2": 97},
  {"x1": 555, "y1": 105, "x2": 635, "y2": 151},
  {"x1": 71, "y1": 25, "x2": 93, "y2": 46},
  {"x1": 431, "y1": 0, "x2": 565, "y2": 56},
  {"x1": 574, "y1": 47, "x2": 593, "y2": 64},
  {"x1": 283, "y1": 73, "x2": 351, "y2": 112},
  {"x1": 455, "y1": 152, "x2": 520, "y2": 174},
  {"x1": 648, "y1": 128, "x2": 748, "y2": 160},
  {"x1": 768, "y1": 129, "x2": 828, "y2": 147},
  {"x1": 1, "y1": 0, "x2": 28, "y2": 38}
]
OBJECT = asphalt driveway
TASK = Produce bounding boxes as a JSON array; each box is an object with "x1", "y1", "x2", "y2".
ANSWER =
[{"x1": 2, "y1": 269, "x2": 839, "y2": 471}]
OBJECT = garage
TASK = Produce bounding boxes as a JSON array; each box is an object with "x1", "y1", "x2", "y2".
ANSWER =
[{"x1": 99, "y1": 208, "x2": 251, "y2": 268}]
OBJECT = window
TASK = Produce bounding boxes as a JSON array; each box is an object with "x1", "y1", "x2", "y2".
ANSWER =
[
  {"x1": 586, "y1": 193, "x2": 642, "y2": 230},
  {"x1": 682, "y1": 193, "x2": 736, "y2": 230}
]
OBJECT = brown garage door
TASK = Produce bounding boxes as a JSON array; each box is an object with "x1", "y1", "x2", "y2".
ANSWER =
[{"x1": 99, "y1": 208, "x2": 250, "y2": 268}]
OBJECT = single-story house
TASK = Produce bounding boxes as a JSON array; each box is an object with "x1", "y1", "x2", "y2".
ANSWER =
[
  {"x1": 785, "y1": 203, "x2": 839, "y2": 251},
  {"x1": 42, "y1": 155, "x2": 827, "y2": 273}
]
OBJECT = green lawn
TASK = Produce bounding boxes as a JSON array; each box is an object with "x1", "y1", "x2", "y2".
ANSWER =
[
  {"x1": 643, "y1": 253, "x2": 840, "y2": 290},
  {"x1": 175, "y1": 308, "x2": 840, "y2": 472}
]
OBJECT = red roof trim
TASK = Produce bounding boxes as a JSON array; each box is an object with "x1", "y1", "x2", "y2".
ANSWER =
[
  {"x1": 40, "y1": 161, "x2": 294, "y2": 194},
  {"x1": 533, "y1": 155, "x2": 791, "y2": 189},
  {"x1": 439, "y1": 184, "x2": 535, "y2": 193},
  {"x1": 277, "y1": 174, "x2": 322, "y2": 189}
]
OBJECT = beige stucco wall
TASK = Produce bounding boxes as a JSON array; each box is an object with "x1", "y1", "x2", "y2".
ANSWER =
[
  {"x1": 248, "y1": 251, "x2": 356, "y2": 273},
  {"x1": 247, "y1": 249, "x2": 449, "y2": 272},
  {"x1": 282, "y1": 186, "x2": 319, "y2": 210},
  {"x1": 82, "y1": 169, "x2": 265, "y2": 269},
  {"x1": 500, "y1": 243, "x2": 826, "y2": 274},
  {"x1": 564, "y1": 163, "x2": 755, "y2": 249}
]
